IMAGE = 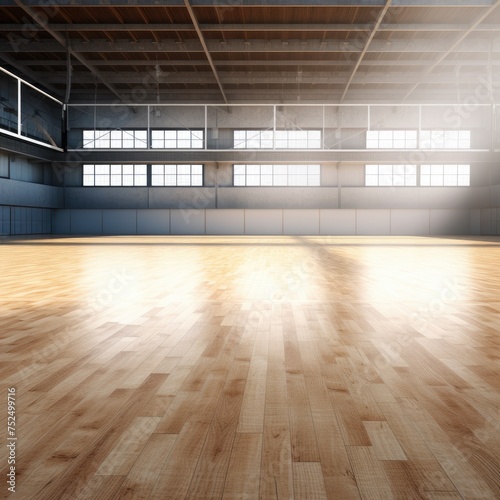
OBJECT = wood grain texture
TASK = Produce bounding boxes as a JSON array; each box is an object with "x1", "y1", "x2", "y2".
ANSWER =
[{"x1": 1, "y1": 235, "x2": 500, "y2": 499}]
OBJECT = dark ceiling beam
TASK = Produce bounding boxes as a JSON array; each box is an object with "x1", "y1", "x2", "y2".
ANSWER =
[
  {"x1": 0, "y1": 0, "x2": 496, "y2": 6},
  {"x1": 5, "y1": 22, "x2": 500, "y2": 32},
  {"x1": 0, "y1": 53, "x2": 61, "y2": 95},
  {"x1": 183, "y1": 0, "x2": 228, "y2": 104},
  {"x1": 40, "y1": 70, "x2": 500, "y2": 85},
  {"x1": 341, "y1": 0, "x2": 392, "y2": 102},
  {"x1": 16, "y1": 58, "x2": 500, "y2": 67},
  {"x1": 2, "y1": 38, "x2": 499, "y2": 53},
  {"x1": 12, "y1": 0, "x2": 123, "y2": 102},
  {"x1": 403, "y1": 0, "x2": 500, "y2": 99},
  {"x1": 68, "y1": 89, "x2": 500, "y2": 99}
]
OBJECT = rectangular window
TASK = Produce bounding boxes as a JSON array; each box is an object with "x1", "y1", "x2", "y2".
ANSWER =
[
  {"x1": 234, "y1": 130, "x2": 321, "y2": 149},
  {"x1": 151, "y1": 130, "x2": 204, "y2": 149},
  {"x1": 234, "y1": 164, "x2": 320, "y2": 186},
  {"x1": 83, "y1": 164, "x2": 147, "y2": 186},
  {"x1": 420, "y1": 165, "x2": 470, "y2": 186},
  {"x1": 365, "y1": 165, "x2": 417, "y2": 186},
  {"x1": 275, "y1": 130, "x2": 321, "y2": 149},
  {"x1": 420, "y1": 130, "x2": 470, "y2": 149},
  {"x1": 234, "y1": 130, "x2": 274, "y2": 149},
  {"x1": 151, "y1": 164, "x2": 203, "y2": 186},
  {"x1": 83, "y1": 130, "x2": 147, "y2": 149},
  {"x1": 366, "y1": 130, "x2": 417, "y2": 149}
]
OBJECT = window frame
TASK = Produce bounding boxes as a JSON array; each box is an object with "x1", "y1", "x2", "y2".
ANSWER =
[
  {"x1": 233, "y1": 164, "x2": 321, "y2": 186},
  {"x1": 365, "y1": 165, "x2": 418, "y2": 186},
  {"x1": 366, "y1": 130, "x2": 418, "y2": 149},
  {"x1": 150, "y1": 129, "x2": 204, "y2": 149},
  {"x1": 420, "y1": 164, "x2": 470, "y2": 186},
  {"x1": 151, "y1": 164, "x2": 204, "y2": 187},
  {"x1": 82, "y1": 130, "x2": 148, "y2": 149},
  {"x1": 83, "y1": 164, "x2": 148, "y2": 186},
  {"x1": 419, "y1": 130, "x2": 471, "y2": 149}
]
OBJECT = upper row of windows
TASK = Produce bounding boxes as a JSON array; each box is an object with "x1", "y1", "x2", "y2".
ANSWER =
[
  {"x1": 82, "y1": 164, "x2": 470, "y2": 187},
  {"x1": 81, "y1": 129, "x2": 472, "y2": 149}
]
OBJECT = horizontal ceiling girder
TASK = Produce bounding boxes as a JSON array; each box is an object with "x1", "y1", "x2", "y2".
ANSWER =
[
  {"x1": 4, "y1": 23, "x2": 500, "y2": 32},
  {"x1": 2, "y1": 38, "x2": 499, "y2": 53},
  {"x1": 15, "y1": 58, "x2": 500, "y2": 67},
  {"x1": 0, "y1": 0, "x2": 496, "y2": 6},
  {"x1": 39, "y1": 69, "x2": 500, "y2": 84}
]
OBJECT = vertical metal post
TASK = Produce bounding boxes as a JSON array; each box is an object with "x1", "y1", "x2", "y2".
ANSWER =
[{"x1": 17, "y1": 79, "x2": 21, "y2": 136}]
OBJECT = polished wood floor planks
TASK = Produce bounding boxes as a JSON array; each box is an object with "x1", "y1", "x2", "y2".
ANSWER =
[{"x1": 1, "y1": 235, "x2": 500, "y2": 499}]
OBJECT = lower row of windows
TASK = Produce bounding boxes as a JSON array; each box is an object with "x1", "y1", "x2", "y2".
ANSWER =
[{"x1": 82, "y1": 164, "x2": 471, "y2": 187}]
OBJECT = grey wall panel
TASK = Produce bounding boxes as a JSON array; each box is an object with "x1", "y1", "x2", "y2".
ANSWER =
[
  {"x1": 0, "y1": 152, "x2": 9, "y2": 178},
  {"x1": 418, "y1": 188, "x2": 478, "y2": 209},
  {"x1": 149, "y1": 187, "x2": 216, "y2": 209},
  {"x1": 339, "y1": 106, "x2": 368, "y2": 128},
  {"x1": 170, "y1": 209, "x2": 205, "y2": 235},
  {"x1": 467, "y1": 187, "x2": 493, "y2": 209},
  {"x1": 245, "y1": 209, "x2": 283, "y2": 235},
  {"x1": 283, "y1": 210, "x2": 320, "y2": 235},
  {"x1": 390, "y1": 209, "x2": 430, "y2": 236},
  {"x1": 137, "y1": 209, "x2": 170, "y2": 235},
  {"x1": 64, "y1": 187, "x2": 149, "y2": 209},
  {"x1": 472, "y1": 164, "x2": 491, "y2": 187},
  {"x1": 480, "y1": 209, "x2": 493, "y2": 235},
  {"x1": 219, "y1": 188, "x2": 338, "y2": 209},
  {"x1": 207, "y1": 105, "x2": 274, "y2": 130},
  {"x1": 277, "y1": 105, "x2": 323, "y2": 129},
  {"x1": 341, "y1": 187, "x2": 421, "y2": 209},
  {"x1": 430, "y1": 209, "x2": 471, "y2": 235},
  {"x1": 53, "y1": 209, "x2": 70, "y2": 234},
  {"x1": 469, "y1": 209, "x2": 481, "y2": 235},
  {"x1": 149, "y1": 106, "x2": 205, "y2": 129},
  {"x1": 356, "y1": 209, "x2": 391, "y2": 235},
  {"x1": 490, "y1": 184, "x2": 500, "y2": 205},
  {"x1": 70, "y1": 209, "x2": 103, "y2": 235},
  {"x1": 320, "y1": 209, "x2": 356, "y2": 235},
  {"x1": 321, "y1": 164, "x2": 338, "y2": 187},
  {"x1": 491, "y1": 167, "x2": 500, "y2": 185},
  {"x1": 0, "y1": 178, "x2": 63, "y2": 208},
  {"x1": 206, "y1": 209, "x2": 244, "y2": 235},
  {"x1": 103, "y1": 209, "x2": 137, "y2": 235},
  {"x1": 370, "y1": 105, "x2": 419, "y2": 129}
]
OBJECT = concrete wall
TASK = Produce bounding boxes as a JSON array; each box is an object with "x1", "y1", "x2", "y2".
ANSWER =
[{"x1": 53, "y1": 208, "x2": 481, "y2": 236}]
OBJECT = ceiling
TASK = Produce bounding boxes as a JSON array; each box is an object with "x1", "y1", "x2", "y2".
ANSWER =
[{"x1": 1, "y1": 0, "x2": 500, "y2": 104}]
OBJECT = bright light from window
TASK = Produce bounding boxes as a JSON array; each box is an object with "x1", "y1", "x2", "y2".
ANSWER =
[
  {"x1": 83, "y1": 164, "x2": 147, "y2": 186},
  {"x1": 365, "y1": 165, "x2": 417, "y2": 186},
  {"x1": 151, "y1": 164, "x2": 203, "y2": 186},
  {"x1": 234, "y1": 164, "x2": 320, "y2": 186},
  {"x1": 366, "y1": 130, "x2": 417, "y2": 149},
  {"x1": 420, "y1": 165, "x2": 470, "y2": 186}
]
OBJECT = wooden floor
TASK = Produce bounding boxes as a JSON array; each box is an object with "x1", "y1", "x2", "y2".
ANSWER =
[{"x1": 1, "y1": 235, "x2": 500, "y2": 500}]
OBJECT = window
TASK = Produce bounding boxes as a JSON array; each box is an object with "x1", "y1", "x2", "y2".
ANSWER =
[
  {"x1": 420, "y1": 165, "x2": 470, "y2": 186},
  {"x1": 83, "y1": 165, "x2": 147, "y2": 186},
  {"x1": 420, "y1": 130, "x2": 470, "y2": 149},
  {"x1": 365, "y1": 165, "x2": 417, "y2": 186},
  {"x1": 275, "y1": 130, "x2": 321, "y2": 149},
  {"x1": 234, "y1": 165, "x2": 320, "y2": 186},
  {"x1": 234, "y1": 130, "x2": 274, "y2": 149},
  {"x1": 151, "y1": 165, "x2": 203, "y2": 186},
  {"x1": 151, "y1": 130, "x2": 203, "y2": 149},
  {"x1": 366, "y1": 130, "x2": 417, "y2": 149},
  {"x1": 83, "y1": 130, "x2": 147, "y2": 149},
  {"x1": 234, "y1": 130, "x2": 321, "y2": 149}
]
